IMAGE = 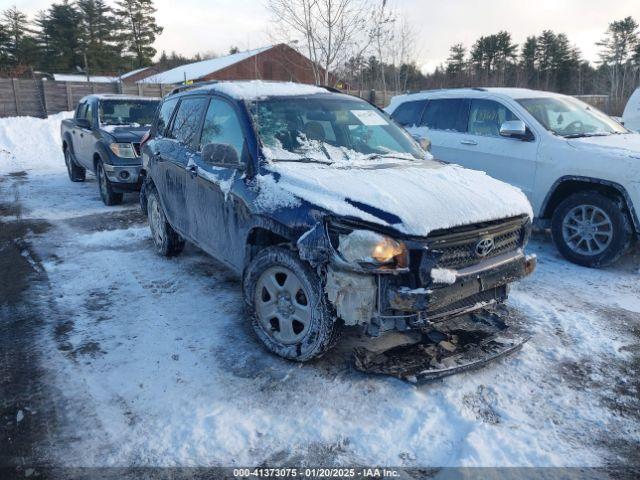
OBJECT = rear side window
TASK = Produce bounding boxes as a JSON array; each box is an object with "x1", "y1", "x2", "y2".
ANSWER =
[
  {"x1": 155, "y1": 98, "x2": 178, "y2": 136},
  {"x1": 76, "y1": 102, "x2": 88, "y2": 120},
  {"x1": 421, "y1": 99, "x2": 469, "y2": 132},
  {"x1": 391, "y1": 100, "x2": 427, "y2": 127},
  {"x1": 167, "y1": 97, "x2": 208, "y2": 148},
  {"x1": 468, "y1": 99, "x2": 518, "y2": 137}
]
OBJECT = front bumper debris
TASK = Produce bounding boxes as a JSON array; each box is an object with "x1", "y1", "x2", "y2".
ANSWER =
[
  {"x1": 353, "y1": 307, "x2": 529, "y2": 383},
  {"x1": 386, "y1": 253, "x2": 537, "y2": 322}
]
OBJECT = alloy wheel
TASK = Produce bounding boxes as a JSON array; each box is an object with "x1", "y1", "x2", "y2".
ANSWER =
[
  {"x1": 254, "y1": 266, "x2": 311, "y2": 345},
  {"x1": 149, "y1": 197, "x2": 165, "y2": 247},
  {"x1": 562, "y1": 204, "x2": 613, "y2": 256}
]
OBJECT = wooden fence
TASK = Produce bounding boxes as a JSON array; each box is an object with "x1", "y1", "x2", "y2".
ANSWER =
[
  {"x1": 0, "y1": 78, "x2": 614, "y2": 118},
  {"x1": 0, "y1": 78, "x2": 173, "y2": 118}
]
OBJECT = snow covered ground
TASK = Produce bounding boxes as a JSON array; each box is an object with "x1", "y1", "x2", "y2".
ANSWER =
[{"x1": 1, "y1": 114, "x2": 639, "y2": 469}]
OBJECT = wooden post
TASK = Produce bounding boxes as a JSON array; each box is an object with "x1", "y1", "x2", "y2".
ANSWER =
[
  {"x1": 137, "y1": 84, "x2": 143, "y2": 96},
  {"x1": 40, "y1": 80, "x2": 49, "y2": 117},
  {"x1": 66, "y1": 83, "x2": 73, "y2": 111},
  {"x1": 12, "y1": 78, "x2": 21, "y2": 116},
  {"x1": 160, "y1": 84, "x2": 166, "y2": 97}
]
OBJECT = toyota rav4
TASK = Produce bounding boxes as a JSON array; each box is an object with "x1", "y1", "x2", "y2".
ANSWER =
[{"x1": 140, "y1": 81, "x2": 536, "y2": 363}]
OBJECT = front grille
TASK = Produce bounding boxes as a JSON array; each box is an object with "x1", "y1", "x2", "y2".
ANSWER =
[
  {"x1": 132, "y1": 142, "x2": 141, "y2": 156},
  {"x1": 425, "y1": 216, "x2": 527, "y2": 270}
]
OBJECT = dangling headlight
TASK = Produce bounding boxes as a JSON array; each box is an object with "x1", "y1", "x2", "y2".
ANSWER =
[{"x1": 337, "y1": 230, "x2": 408, "y2": 268}]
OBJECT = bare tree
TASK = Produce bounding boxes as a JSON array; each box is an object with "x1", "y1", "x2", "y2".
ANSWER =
[{"x1": 267, "y1": 0, "x2": 368, "y2": 85}]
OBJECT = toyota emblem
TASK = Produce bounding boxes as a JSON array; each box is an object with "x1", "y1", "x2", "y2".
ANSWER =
[{"x1": 475, "y1": 237, "x2": 495, "y2": 257}]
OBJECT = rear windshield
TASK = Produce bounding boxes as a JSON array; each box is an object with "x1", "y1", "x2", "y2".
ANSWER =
[{"x1": 99, "y1": 100, "x2": 159, "y2": 127}]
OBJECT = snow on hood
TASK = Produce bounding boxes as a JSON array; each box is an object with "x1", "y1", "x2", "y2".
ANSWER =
[
  {"x1": 101, "y1": 124, "x2": 150, "y2": 142},
  {"x1": 567, "y1": 133, "x2": 640, "y2": 159},
  {"x1": 264, "y1": 159, "x2": 533, "y2": 236}
]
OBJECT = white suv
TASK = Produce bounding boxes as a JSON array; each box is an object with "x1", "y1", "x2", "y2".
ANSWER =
[{"x1": 387, "y1": 88, "x2": 640, "y2": 267}]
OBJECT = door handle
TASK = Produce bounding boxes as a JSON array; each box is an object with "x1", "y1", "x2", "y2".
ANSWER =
[{"x1": 460, "y1": 140, "x2": 478, "y2": 146}]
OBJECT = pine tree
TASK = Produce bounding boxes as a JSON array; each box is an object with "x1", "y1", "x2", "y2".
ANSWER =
[
  {"x1": 40, "y1": 1, "x2": 83, "y2": 73},
  {"x1": 446, "y1": 43, "x2": 466, "y2": 76},
  {"x1": 77, "y1": 0, "x2": 119, "y2": 72},
  {"x1": 2, "y1": 6, "x2": 36, "y2": 67},
  {"x1": 114, "y1": 0, "x2": 163, "y2": 67}
]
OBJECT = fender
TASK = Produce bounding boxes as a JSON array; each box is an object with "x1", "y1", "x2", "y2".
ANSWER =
[
  {"x1": 540, "y1": 175, "x2": 639, "y2": 233},
  {"x1": 62, "y1": 131, "x2": 76, "y2": 159}
]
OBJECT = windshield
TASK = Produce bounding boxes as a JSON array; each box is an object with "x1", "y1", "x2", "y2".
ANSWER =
[
  {"x1": 517, "y1": 96, "x2": 627, "y2": 138},
  {"x1": 99, "y1": 100, "x2": 159, "y2": 127},
  {"x1": 248, "y1": 96, "x2": 423, "y2": 163}
]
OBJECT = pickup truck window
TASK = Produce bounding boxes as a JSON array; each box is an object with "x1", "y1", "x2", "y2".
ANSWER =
[
  {"x1": 76, "y1": 102, "x2": 88, "y2": 120},
  {"x1": 86, "y1": 103, "x2": 94, "y2": 125},
  {"x1": 99, "y1": 100, "x2": 158, "y2": 127},
  {"x1": 468, "y1": 99, "x2": 518, "y2": 137},
  {"x1": 167, "y1": 97, "x2": 208, "y2": 149}
]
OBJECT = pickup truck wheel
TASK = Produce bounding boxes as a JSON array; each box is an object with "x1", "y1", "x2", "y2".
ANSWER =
[
  {"x1": 146, "y1": 187, "x2": 185, "y2": 256},
  {"x1": 551, "y1": 191, "x2": 632, "y2": 267},
  {"x1": 96, "y1": 161, "x2": 123, "y2": 206},
  {"x1": 243, "y1": 247, "x2": 342, "y2": 361},
  {"x1": 64, "y1": 148, "x2": 85, "y2": 182}
]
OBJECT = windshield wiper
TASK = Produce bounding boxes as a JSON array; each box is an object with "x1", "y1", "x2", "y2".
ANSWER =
[
  {"x1": 364, "y1": 153, "x2": 416, "y2": 161},
  {"x1": 562, "y1": 132, "x2": 611, "y2": 139},
  {"x1": 273, "y1": 157, "x2": 334, "y2": 165}
]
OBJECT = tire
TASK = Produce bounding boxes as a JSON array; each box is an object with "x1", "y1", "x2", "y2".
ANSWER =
[
  {"x1": 96, "y1": 161, "x2": 123, "y2": 206},
  {"x1": 551, "y1": 191, "x2": 632, "y2": 268},
  {"x1": 64, "y1": 147, "x2": 85, "y2": 182},
  {"x1": 243, "y1": 247, "x2": 342, "y2": 361},
  {"x1": 146, "y1": 185, "x2": 185, "y2": 257}
]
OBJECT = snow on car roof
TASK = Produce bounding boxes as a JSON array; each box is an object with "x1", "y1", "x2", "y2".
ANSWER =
[
  {"x1": 197, "y1": 80, "x2": 329, "y2": 100},
  {"x1": 138, "y1": 46, "x2": 274, "y2": 84},
  {"x1": 387, "y1": 87, "x2": 567, "y2": 110},
  {"x1": 213, "y1": 81, "x2": 329, "y2": 99}
]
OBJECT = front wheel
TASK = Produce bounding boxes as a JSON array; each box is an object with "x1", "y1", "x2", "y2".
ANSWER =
[
  {"x1": 551, "y1": 191, "x2": 632, "y2": 267},
  {"x1": 96, "y1": 161, "x2": 123, "y2": 206},
  {"x1": 243, "y1": 247, "x2": 342, "y2": 361}
]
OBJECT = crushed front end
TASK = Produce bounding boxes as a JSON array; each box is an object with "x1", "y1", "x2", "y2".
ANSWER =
[{"x1": 298, "y1": 214, "x2": 537, "y2": 382}]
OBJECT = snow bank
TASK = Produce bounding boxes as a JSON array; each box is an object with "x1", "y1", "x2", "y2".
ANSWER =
[
  {"x1": 0, "y1": 111, "x2": 72, "y2": 174},
  {"x1": 211, "y1": 81, "x2": 327, "y2": 100}
]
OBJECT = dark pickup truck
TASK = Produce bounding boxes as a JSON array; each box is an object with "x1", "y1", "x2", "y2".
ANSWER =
[{"x1": 61, "y1": 94, "x2": 160, "y2": 205}]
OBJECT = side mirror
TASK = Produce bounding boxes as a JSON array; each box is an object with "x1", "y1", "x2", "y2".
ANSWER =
[
  {"x1": 76, "y1": 118, "x2": 91, "y2": 129},
  {"x1": 412, "y1": 135, "x2": 431, "y2": 152},
  {"x1": 202, "y1": 143, "x2": 242, "y2": 168},
  {"x1": 500, "y1": 120, "x2": 528, "y2": 139}
]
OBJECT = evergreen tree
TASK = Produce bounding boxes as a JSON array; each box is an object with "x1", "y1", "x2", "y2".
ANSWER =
[
  {"x1": 114, "y1": 0, "x2": 163, "y2": 67},
  {"x1": 2, "y1": 6, "x2": 37, "y2": 66},
  {"x1": 446, "y1": 43, "x2": 466, "y2": 76},
  {"x1": 520, "y1": 36, "x2": 538, "y2": 87},
  {"x1": 77, "y1": 0, "x2": 119, "y2": 72},
  {"x1": 41, "y1": 1, "x2": 83, "y2": 73}
]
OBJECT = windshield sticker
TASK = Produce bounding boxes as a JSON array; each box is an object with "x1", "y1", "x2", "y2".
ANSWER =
[{"x1": 351, "y1": 110, "x2": 388, "y2": 126}]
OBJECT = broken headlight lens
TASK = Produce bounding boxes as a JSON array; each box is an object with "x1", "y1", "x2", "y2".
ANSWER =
[
  {"x1": 338, "y1": 230, "x2": 407, "y2": 268},
  {"x1": 109, "y1": 142, "x2": 137, "y2": 158}
]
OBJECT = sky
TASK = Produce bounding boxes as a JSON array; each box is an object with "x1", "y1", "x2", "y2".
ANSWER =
[{"x1": 9, "y1": 0, "x2": 640, "y2": 73}]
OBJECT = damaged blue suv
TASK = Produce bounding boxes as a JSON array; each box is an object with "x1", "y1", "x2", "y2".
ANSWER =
[{"x1": 140, "y1": 81, "x2": 536, "y2": 379}]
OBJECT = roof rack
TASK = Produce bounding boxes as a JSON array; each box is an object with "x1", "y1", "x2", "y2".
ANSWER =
[{"x1": 169, "y1": 80, "x2": 219, "y2": 96}]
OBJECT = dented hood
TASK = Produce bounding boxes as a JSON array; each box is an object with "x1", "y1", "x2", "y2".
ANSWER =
[{"x1": 266, "y1": 159, "x2": 533, "y2": 237}]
